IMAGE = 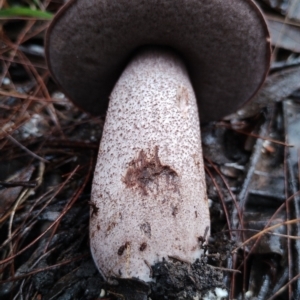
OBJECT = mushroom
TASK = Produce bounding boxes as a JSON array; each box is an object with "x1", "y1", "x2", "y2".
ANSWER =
[{"x1": 46, "y1": 0, "x2": 271, "y2": 282}]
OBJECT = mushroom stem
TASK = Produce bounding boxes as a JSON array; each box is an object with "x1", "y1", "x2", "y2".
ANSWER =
[{"x1": 90, "y1": 47, "x2": 210, "y2": 282}]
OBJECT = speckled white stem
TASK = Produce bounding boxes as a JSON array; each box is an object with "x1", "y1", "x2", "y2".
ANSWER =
[{"x1": 90, "y1": 48, "x2": 210, "y2": 282}]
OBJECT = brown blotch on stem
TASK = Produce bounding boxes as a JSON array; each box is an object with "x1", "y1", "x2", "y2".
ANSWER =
[
  {"x1": 106, "y1": 222, "x2": 116, "y2": 236},
  {"x1": 118, "y1": 242, "x2": 130, "y2": 256},
  {"x1": 88, "y1": 201, "x2": 99, "y2": 217},
  {"x1": 171, "y1": 204, "x2": 179, "y2": 217},
  {"x1": 123, "y1": 146, "x2": 179, "y2": 195},
  {"x1": 139, "y1": 242, "x2": 147, "y2": 251}
]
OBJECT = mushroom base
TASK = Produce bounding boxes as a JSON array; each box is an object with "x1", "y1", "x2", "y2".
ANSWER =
[{"x1": 90, "y1": 47, "x2": 210, "y2": 282}]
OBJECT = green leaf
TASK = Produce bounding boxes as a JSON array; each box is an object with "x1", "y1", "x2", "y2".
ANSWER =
[{"x1": 0, "y1": 7, "x2": 53, "y2": 19}]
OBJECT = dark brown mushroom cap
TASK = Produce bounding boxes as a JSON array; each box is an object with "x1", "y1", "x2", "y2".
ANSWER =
[{"x1": 46, "y1": 0, "x2": 271, "y2": 123}]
